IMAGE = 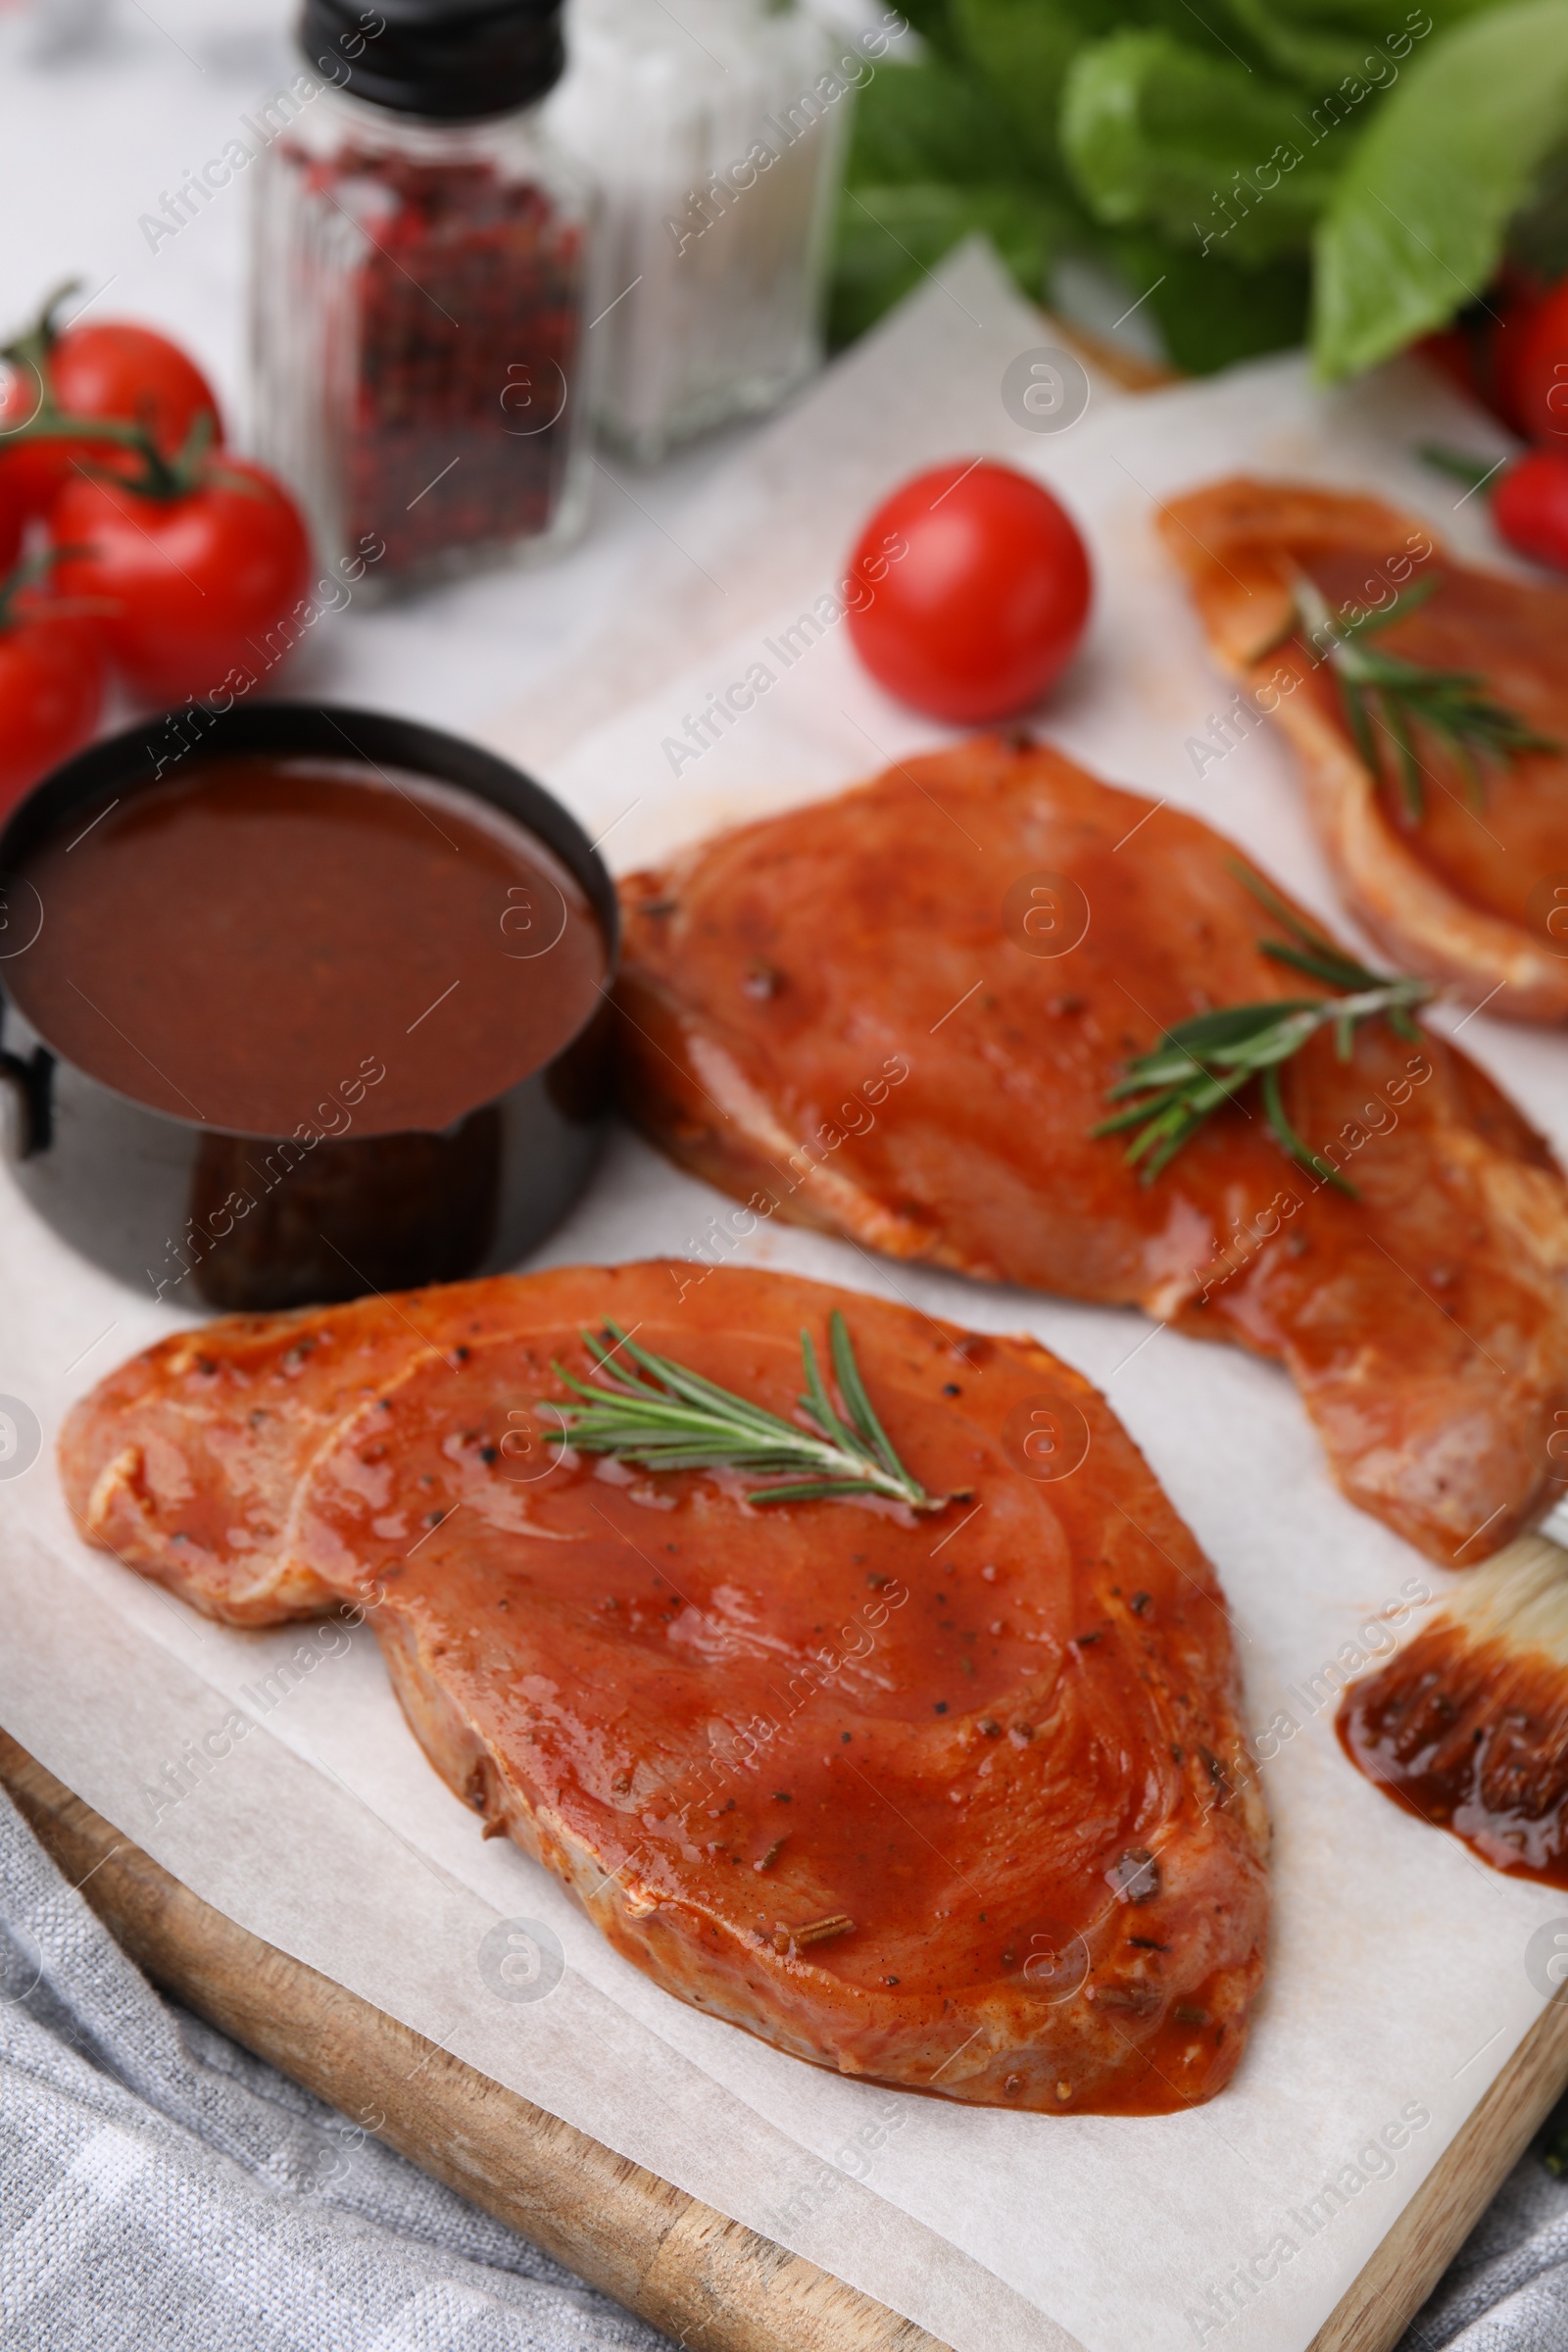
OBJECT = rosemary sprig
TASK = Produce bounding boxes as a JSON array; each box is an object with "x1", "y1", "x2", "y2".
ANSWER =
[
  {"x1": 543, "y1": 1313, "x2": 945, "y2": 1512},
  {"x1": 1093, "y1": 867, "x2": 1433, "y2": 1192},
  {"x1": 1289, "y1": 571, "x2": 1554, "y2": 821},
  {"x1": 1416, "y1": 443, "x2": 1506, "y2": 496}
]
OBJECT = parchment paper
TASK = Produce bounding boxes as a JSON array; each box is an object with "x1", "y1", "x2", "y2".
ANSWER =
[{"x1": 3, "y1": 241, "x2": 1566, "y2": 2352}]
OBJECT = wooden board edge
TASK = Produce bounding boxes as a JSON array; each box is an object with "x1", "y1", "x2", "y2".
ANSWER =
[
  {"x1": 19, "y1": 1725, "x2": 1554, "y2": 2352},
  {"x1": 1306, "y1": 1989, "x2": 1568, "y2": 2352},
  {"x1": 0, "y1": 1732, "x2": 951, "y2": 2352}
]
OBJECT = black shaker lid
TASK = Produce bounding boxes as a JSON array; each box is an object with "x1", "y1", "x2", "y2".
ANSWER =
[{"x1": 301, "y1": 0, "x2": 565, "y2": 120}]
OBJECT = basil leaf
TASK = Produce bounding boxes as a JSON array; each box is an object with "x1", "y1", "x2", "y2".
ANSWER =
[{"x1": 1314, "y1": 0, "x2": 1568, "y2": 376}]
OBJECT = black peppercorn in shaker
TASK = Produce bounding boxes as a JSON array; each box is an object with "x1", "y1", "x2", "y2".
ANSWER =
[{"x1": 252, "y1": 0, "x2": 597, "y2": 600}]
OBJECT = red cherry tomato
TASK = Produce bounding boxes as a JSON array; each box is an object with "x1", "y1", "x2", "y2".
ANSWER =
[
  {"x1": 1493, "y1": 446, "x2": 1568, "y2": 570},
  {"x1": 846, "y1": 461, "x2": 1092, "y2": 723},
  {"x1": 50, "y1": 322, "x2": 220, "y2": 453},
  {"x1": 1484, "y1": 295, "x2": 1539, "y2": 436},
  {"x1": 0, "y1": 469, "x2": 24, "y2": 575},
  {"x1": 0, "y1": 308, "x2": 221, "y2": 515},
  {"x1": 50, "y1": 455, "x2": 312, "y2": 707},
  {"x1": 1508, "y1": 278, "x2": 1568, "y2": 445},
  {"x1": 0, "y1": 577, "x2": 106, "y2": 814},
  {"x1": 0, "y1": 371, "x2": 72, "y2": 517}
]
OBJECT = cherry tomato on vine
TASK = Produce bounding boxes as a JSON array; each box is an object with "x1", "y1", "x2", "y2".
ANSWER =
[
  {"x1": 0, "y1": 287, "x2": 221, "y2": 515},
  {"x1": 0, "y1": 469, "x2": 24, "y2": 575},
  {"x1": 0, "y1": 559, "x2": 106, "y2": 813},
  {"x1": 846, "y1": 461, "x2": 1092, "y2": 724},
  {"x1": 1425, "y1": 436, "x2": 1568, "y2": 573},
  {"x1": 0, "y1": 360, "x2": 78, "y2": 517},
  {"x1": 1492, "y1": 446, "x2": 1568, "y2": 569},
  {"x1": 1478, "y1": 290, "x2": 1539, "y2": 435},
  {"x1": 1503, "y1": 277, "x2": 1568, "y2": 445},
  {"x1": 51, "y1": 443, "x2": 311, "y2": 707}
]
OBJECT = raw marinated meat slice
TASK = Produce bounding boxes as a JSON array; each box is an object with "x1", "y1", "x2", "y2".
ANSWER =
[
  {"x1": 612, "y1": 737, "x2": 1568, "y2": 1565},
  {"x1": 1159, "y1": 475, "x2": 1568, "y2": 1022},
  {"x1": 62, "y1": 1262, "x2": 1268, "y2": 2115},
  {"x1": 59, "y1": 1281, "x2": 564, "y2": 1624}
]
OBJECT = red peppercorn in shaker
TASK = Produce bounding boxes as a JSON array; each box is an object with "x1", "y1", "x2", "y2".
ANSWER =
[{"x1": 252, "y1": 0, "x2": 595, "y2": 599}]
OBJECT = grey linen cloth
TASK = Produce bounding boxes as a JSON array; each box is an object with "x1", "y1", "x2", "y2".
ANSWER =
[
  {"x1": 4, "y1": 1777, "x2": 1566, "y2": 2352},
  {"x1": 0, "y1": 1784, "x2": 672, "y2": 2351},
  {"x1": 1396, "y1": 2139, "x2": 1568, "y2": 2352}
]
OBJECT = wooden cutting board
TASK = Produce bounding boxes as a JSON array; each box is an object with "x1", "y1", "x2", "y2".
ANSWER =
[{"x1": 5, "y1": 1729, "x2": 1567, "y2": 2352}]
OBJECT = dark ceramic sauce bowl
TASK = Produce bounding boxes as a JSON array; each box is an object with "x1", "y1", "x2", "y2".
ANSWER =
[{"x1": 0, "y1": 704, "x2": 617, "y2": 1313}]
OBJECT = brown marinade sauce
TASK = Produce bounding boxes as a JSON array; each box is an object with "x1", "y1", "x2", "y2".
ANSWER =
[
  {"x1": 1338, "y1": 1622, "x2": 1568, "y2": 1886},
  {"x1": 6, "y1": 755, "x2": 606, "y2": 1136}
]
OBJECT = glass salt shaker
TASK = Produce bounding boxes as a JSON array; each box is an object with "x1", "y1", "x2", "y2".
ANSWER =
[
  {"x1": 251, "y1": 0, "x2": 597, "y2": 602},
  {"x1": 548, "y1": 0, "x2": 853, "y2": 464}
]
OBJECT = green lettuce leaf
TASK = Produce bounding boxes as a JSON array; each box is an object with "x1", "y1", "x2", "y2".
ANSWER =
[
  {"x1": 1061, "y1": 28, "x2": 1343, "y2": 260},
  {"x1": 847, "y1": 50, "x2": 1038, "y2": 189},
  {"x1": 1314, "y1": 0, "x2": 1568, "y2": 374},
  {"x1": 1111, "y1": 232, "x2": 1312, "y2": 367},
  {"x1": 1216, "y1": 0, "x2": 1506, "y2": 88},
  {"x1": 1509, "y1": 141, "x2": 1568, "y2": 280},
  {"x1": 828, "y1": 0, "x2": 1544, "y2": 374},
  {"x1": 882, "y1": 0, "x2": 961, "y2": 53},
  {"x1": 950, "y1": 0, "x2": 1129, "y2": 174},
  {"x1": 828, "y1": 184, "x2": 1062, "y2": 346}
]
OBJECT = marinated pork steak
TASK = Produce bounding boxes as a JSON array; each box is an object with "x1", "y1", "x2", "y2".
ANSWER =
[
  {"x1": 63, "y1": 1262, "x2": 1268, "y2": 2115},
  {"x1": 60, "y1": 1282, "x2": 558, "y2": 1624},
  {"x1": 614, "y1": 738, "x2": 1568, "y2": 1565},
  {"x1": 1160, "y1": 476, "x2": 1568, "y2": 1022}
]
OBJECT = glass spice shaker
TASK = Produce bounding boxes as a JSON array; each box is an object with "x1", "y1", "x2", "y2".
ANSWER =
[
  {"x1": 252, "y1": 0, "x2": 597, "y2": 601},
  {"x1": 547, "y1": 0, "x2": 852, "y2": 464}
]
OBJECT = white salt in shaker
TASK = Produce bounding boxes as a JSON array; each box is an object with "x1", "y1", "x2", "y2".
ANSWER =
[{"x1": 549, "y1": 0, "x2": 857, "y2": 462}]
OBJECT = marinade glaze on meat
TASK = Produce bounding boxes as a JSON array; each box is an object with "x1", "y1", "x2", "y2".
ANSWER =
[
  {"x1": 1160, "y1": 476, "x2": 1568, "y2": 1022},
  {"x1": 613, "y1": 738, "x2": 1568, "y2": 1567},
  {"x1": 62, "y1": 1263, "x2": 1268, "y2": 2115}
]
